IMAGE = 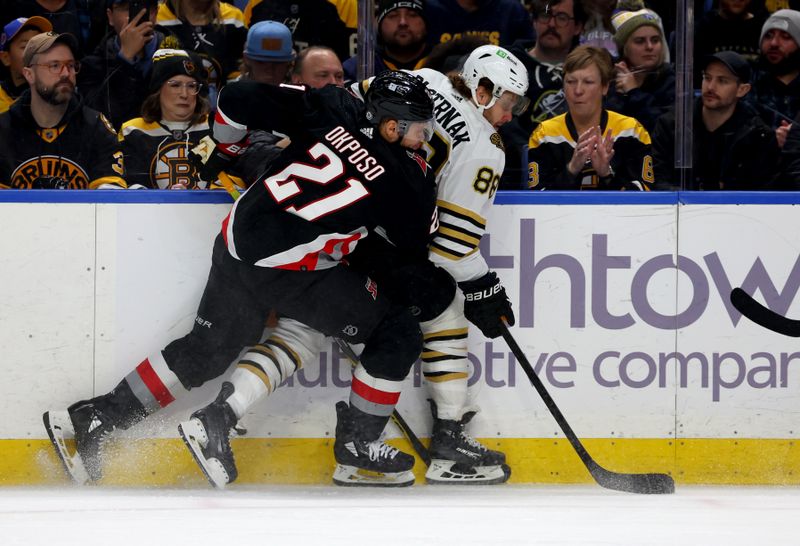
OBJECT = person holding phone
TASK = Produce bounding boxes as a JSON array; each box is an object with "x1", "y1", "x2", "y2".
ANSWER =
[{"x1": 78, "y1": 0, "x2": 164, "y2": 130}]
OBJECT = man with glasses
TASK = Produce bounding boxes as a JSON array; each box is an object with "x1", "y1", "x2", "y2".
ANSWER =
[
  {"x1": 499, "y1": 0, "x2": 586, "y2": 188},
  {"x1": 0, "y1": 32, "x2": 126, "y2": 189}
]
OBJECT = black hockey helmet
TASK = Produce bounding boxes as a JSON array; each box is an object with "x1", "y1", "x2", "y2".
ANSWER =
[{"x1": 364, "y1": 70, "x2": 434, "y2": 126}]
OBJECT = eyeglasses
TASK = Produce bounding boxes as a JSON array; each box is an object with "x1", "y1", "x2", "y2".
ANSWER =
[
  {"x1": 165, "y1": 80, "x2": 203, "y2": 95},
  {"x1": 30, "y1": 60, "x2": 81, "y2": 74},
  {"x1": 535, "y1": 12, "x2": 575, "y2": 27}
]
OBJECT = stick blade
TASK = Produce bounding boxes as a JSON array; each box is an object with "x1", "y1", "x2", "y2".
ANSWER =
[
  {"x1": 591, "y1": 464, "x2": 675, "y2": 494},
  {"x1": 730, "y1": 288, "x2": 800, "y2": 337}
]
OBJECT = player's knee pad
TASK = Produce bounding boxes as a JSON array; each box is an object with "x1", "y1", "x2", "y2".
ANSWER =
[
  {"x1": 360, "y1": 305, "x2": 422, "y2": 381},
  {"x1": 162, "y1": 330, "x2": 250, "y2": 389}
]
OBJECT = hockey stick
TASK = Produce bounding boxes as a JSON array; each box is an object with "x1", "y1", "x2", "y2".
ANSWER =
[
  {"x1": 730, "y1": 287, "x2": 800, "y2": 337},
  {"x1": 499, "y1": 322, "x2": 675, "y2": 494},
  {"x1": 332, "y1": 337, "x2": 432, "y2": 465}
]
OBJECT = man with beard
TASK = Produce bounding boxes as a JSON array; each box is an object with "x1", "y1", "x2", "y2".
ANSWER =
[
  {"x1": 343, "y1": 0, "x2": 431, "y2": 82},
  {"x1": 0, "y1": 32, "x2": 126, "y2": 189},
  {"x1": 750, "y1": 10, "x2": 800, "y2": 148},
  {"x1": 652, "y1": 51, "x2": 781, "y2": 190},
  {"x1": 499, "y1": 0, "x2": 586, "y2": 188}
]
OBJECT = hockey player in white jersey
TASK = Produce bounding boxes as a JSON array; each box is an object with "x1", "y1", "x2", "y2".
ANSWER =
[{"x1": 354, "y1": 45, "x2": 530, "y2": 484}]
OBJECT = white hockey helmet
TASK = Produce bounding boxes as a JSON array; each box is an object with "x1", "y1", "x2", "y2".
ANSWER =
[{"x1": 460, "y1": 45, "x2": 530, "y2": 113}]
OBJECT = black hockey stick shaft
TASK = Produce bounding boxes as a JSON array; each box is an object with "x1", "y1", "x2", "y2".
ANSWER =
[
  {"x1": 730, "y1": 287, "x2": 800, "y2": 337},
  {"x1": 499, "y1": 322, "x2": 675, "y2": 494},
  {"x1": 332, "y1": 337, "x2": 432, "y2": 465}
]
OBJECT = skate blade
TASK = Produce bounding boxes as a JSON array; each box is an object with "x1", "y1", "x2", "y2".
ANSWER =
[
  {"x1": 178, "y1": 418, "x2": 230, "y2": 489},
  {"x1": 332, "y1": 464, "x2": 415, "y2": 487},
  {"x1": 425, "y1": 459, "x2": 511, "y2": 485},
  {"x1": 42, "y1": 411, "x2": 91, "y2": 485}
]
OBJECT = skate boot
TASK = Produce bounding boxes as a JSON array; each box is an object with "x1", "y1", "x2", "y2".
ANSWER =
[
  {"x1": 43, "y1": 398, "x2": 119, "y2": 485},
  {"x1": 332, "y1": 401, "x2": 415, "y2": 487},
  {"x1": 425, "y1": 400, "x2": 511, "y2": 485},
  {"x1": 179, "y1": 382, "x2": 240, "y2": 489}
]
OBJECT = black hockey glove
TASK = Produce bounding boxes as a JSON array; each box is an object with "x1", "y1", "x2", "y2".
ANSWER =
[
  {"x1": 191, "y1": 144, "x2": 236, "y2": 183},
  {"x1": 458, "y1": 271, "x2": 514, "y2": 339}
]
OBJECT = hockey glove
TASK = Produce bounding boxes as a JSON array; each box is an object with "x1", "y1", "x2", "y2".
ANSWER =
[{"x1": 458, "y1": 271, "x2": 514, "y2": 339}]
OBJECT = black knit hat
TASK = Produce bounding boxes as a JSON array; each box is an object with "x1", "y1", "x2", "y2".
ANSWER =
[
  {"x1": 377, "y1": 0, "x2": 425, "y2": 26},
  {"x1": 149, "y1": 48, "x2": 205, "y2": 93}
]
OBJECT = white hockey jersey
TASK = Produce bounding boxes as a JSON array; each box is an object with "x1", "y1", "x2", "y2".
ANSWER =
[{"x1": 412, "y1": 68, "x2": 506, "y2": 283}]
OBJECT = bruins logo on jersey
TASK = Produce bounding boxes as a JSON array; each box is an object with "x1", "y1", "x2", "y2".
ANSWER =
[
  {"x1": 11, "y1": 156, "x2": 89, "y2": 189},
  {"x1": 490, "y1": 132, "x2": 504, "y2": 152},
  {"x1": 150, "y1": 141, "x2": 202, "y2": 189}
]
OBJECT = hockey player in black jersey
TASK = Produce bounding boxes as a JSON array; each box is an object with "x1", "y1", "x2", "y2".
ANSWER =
[{"x1": 43, "y1": 70, "x2": 447, "y2": 488}]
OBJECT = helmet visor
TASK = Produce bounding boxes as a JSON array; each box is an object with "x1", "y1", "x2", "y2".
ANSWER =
[
  {"x1": 495, "y1": 92, "x2": 531, "y2": 116},
  {"x1": 398, "y1": 118, "x2": 434, "y2": 143}
]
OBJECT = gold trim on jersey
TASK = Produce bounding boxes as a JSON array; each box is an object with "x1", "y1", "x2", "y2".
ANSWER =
[
  {"x1": 436, "y1": 200, "x2": 486, "y2": 228},
  {"x1": 436, "y1": 225, "x2": 481, "y2": 247},
  {"x1": 37, "y1": 126, "x2": 65, "y2": 143},
  {"x1": 423, "y1": 328, "x2": 469, "y2": 342},
  {"x1": 89, "y1": 176, "x2": 127, "y2": 189}
]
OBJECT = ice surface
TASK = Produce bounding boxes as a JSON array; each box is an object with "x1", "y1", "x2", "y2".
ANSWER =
[{"x1": 1, "y1": 485, "x2": 798, "y2": 545}]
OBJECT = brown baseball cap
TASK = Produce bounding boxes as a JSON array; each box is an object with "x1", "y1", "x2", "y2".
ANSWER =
[{"x1": 23, "y1": 31, "x2": 79, "y2": 67}]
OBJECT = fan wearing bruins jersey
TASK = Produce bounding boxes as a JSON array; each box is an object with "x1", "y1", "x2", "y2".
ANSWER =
[
  {"x1": 44, "y1": 71, "x2": 444, "y2": 489},
  {"x1": 354, "y1": 45, "x2": 531, "y2": 485},
  {"x1": 0, "y1": 32, "x2": 125, "y2": 189},
  {"x1": 527, "y1": 45, "x2": 654, "y2": 190},
  {"x1": 156, "y1": 0, "x2": 247, "y2": 96},
  {"x1": 119, "y1": 48, "x2": 242, "y2": 190}
]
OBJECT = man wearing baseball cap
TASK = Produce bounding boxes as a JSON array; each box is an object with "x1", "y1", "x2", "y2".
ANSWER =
[
  {"x1": 241, "y1": 20, "x2": 295, "y2": 85},
  {"x1": 749, "y1": 9, "x2": 800, "y2": 148},
  {"x1": 0, "y1": 16, "x2": 52, "y2": 114},
  {"x1": 0, "y1": 31, "x2": 127, "y2": 189},
  {"x1": 652, "y1": 51, "x2": 781, "y2": 191}
]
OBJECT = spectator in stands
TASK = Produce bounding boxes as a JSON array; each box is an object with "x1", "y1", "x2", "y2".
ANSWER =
[
  {"x1": 695, "y1": 0, "x2": 766, "y2": 76},
  {"x1": 750, "y1": 9, "x2": 800, "y2": 148},
  {"x1": 156, "y1": 0, "x2": 247, "y2": 106},
  {"x1": 343, "y1": 0, "x2": 431, "y2": 82},
  {"x1": 244, "y1": 0, "x2": 352, "y2": 61},
  {"x1": 119, "y1": 48, "x2": 219, "y2": 189},
  {"x1": 0, "y1": 32, "x2": 126, "y2": 189},
  {"x1": 425, "y1": 0, "x2": 534, "y2": 48},
  {"x1": 78, "y1": 0, "x2": 162, "y2": 130},
  {"x1": 328, "y1": 0, "x2": 358, "y2": 59},
  {"x1": 605, "y1": 0, "x2": 675, "y2": 134},
  {"x1": 0, "y1": 16, "x2": 53, "y2": 114},
  {"x1": 527, "y1": 45, "x2": 654, "y2": 190},
  {"x1": 291, "y1": 44, "x2": 344, "y2": 87},
  {"x1": 652, "y1": 51, "x2": 780, "y2": 190},
  {"x1": 6, "y1": 1, "x2": 86, "y2": 55},
  {"x1": 500, "y1": 0, "x2": 586, "y2": 188},
  {"x1": 240, "y1": 20, "x2": 294, "y2": 85},
  {"x1": 580, "y1": 0, "x2": 617, "y2": 56}
]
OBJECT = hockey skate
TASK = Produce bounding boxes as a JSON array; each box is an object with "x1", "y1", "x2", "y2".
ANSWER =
[
  {"x1": 43, "y1": 400, "x2": 118, "y2": 485},
  {"x1": 332, "y1": 401, "x2": 416, "y2": 487},
  {"x1": 178, "y1": 382, "x2": 240, "y2": 489},
  {"x1": 425, "y1": 401, "x2": 511, "y2": 485}
]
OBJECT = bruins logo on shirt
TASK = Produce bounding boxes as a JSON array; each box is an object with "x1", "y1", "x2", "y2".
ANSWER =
[
  {"x1": 490, "y1": 132, "x2": 504, "y2": 152},
  {"x1": 11, "y1": 156, "x2": 89, "y2": 189},
  {"x1": 151, "y1": 141, "x2": 202, "y2": 189}
]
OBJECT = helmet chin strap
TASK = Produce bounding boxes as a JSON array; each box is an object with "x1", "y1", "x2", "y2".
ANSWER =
[{"x1": 469, "y1": 87, "x2": 498, "y2": 113}]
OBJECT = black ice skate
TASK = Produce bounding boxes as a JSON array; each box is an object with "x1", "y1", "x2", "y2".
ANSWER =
[
  {"x1": 332, "y1": 401, "x2": 415, "y2": 487},
  {"x1": 425, "y1": 400, "x2": 511, "y2": 485},
  {"x1": 43, "y1": 400, "x2": 118, "y2": 485},
  {"x1": 178, "y1": 382, "x2": 240, "y2": 489}
]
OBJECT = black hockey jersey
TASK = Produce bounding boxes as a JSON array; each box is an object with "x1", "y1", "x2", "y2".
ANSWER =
[
  {"x1": 0, "y1": 91, "x2": 126, "y2": 189},
  {"x1": 214, "y1": 81, "x2": 436, "y2": 271}
]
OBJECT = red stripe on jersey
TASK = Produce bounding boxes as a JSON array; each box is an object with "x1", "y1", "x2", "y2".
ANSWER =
[
  {"x1": 221, "y1": 212, "x2": 231, "y2": 246},
  {"x1": 351, "y1": 376, "x2": 400, "y2": 405},
  {"x1": 135, "y1": 359, "x2": 176, "y2": 408},
  {"x1": 275, "y1": 231, "x2": 365, "y2": 271}
]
